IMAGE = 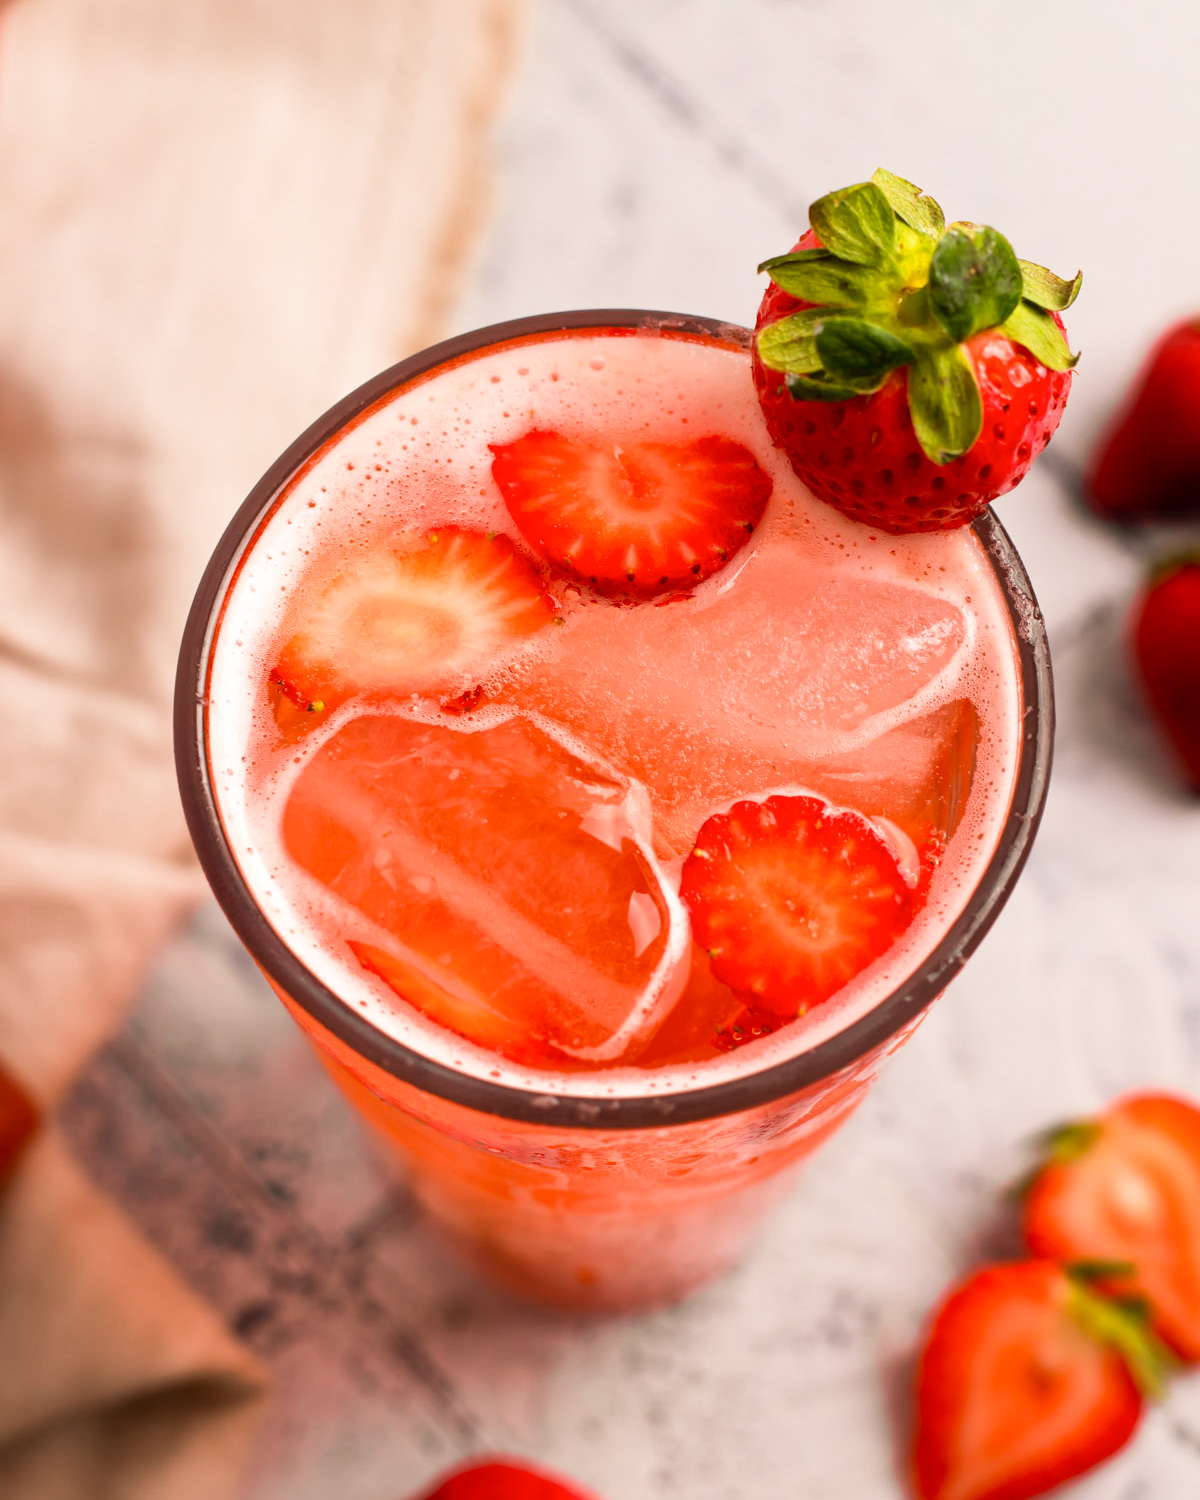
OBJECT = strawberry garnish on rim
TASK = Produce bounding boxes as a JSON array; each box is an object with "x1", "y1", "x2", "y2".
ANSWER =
[
  {"x1": 1022, "y1": 1092, "x2": 1200, "y2": 1362},
  {"x1": 489, "y1": 430, "x2": 771, "y2": 600},
  {"x1": 270, "y1": 526, "x2": 555, "y2": 714},
  {"x1": 914, "y1": 1260, "x2": 1169, "y2": 1500},
  {"x1": 679, "y1": 793, "x2": 915, "y2": 1017},
  {"x1": 753, "y1": 169, "x2": 1080, "y2": 534}
]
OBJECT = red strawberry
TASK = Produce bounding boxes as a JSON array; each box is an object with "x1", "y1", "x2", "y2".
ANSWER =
[
  {"x1": 1087, "y1": 319, "x2": 1200, "y2": 521},
  {"x1": 0, "y1": 1058, "x2": 37, "y2": 1185},
  {"x1": 412, "y1": 1457, "x2": 599, "y2": 1500},
  {"x1": 1130, "y1": 556, "x2": 1200, "y2": 791},
  {"x1": 679, "y1": 793, "x2": 914, "y2": 1016},
  {"x1": 271, "y1": 527, "x2": 555, "y2": 714},
  {"x1": 914, "y1": 1261, "x2": 1167, "y2": 1500},
  {"x1": 1023, "y1": 1093, "x2": 1200, "y2": 1361},
  {"x1": 489, "y1": 430, "x2": 771, "y2": 599},
  {"x1": 753, "y1": 169, "x2": 1079, "y2": 534}
]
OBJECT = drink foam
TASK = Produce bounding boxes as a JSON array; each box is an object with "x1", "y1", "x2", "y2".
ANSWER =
[{"x1": 207, "y1": 326, "x2": 1024, "y2": 1099}]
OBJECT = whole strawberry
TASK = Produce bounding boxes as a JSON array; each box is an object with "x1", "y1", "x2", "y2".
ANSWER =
[
  {"x1": 1087, "y1": 319, "x2": 1200, "y2": 522},
  {"x1": 754, "y1": 169, "x2": 1080, "y2": 534},
  {"x1": 1131, "y1": 555, "x2": 1200, "y2": 791}
]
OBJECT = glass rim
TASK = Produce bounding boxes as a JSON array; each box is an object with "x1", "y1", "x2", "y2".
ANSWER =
[{"x1": 174, "y1": 307, "x2": 1054, "y2": 1131}]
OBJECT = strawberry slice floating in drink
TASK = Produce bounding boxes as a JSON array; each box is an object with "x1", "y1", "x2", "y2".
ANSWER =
[
  {"x1": 271, "y1": 526, "x2": 556, "y2": 714},
  {"x1": 679, "y1": 792, "x2": 915, "y2": 1017},
  {"x1": 489, "y1": 430, "x2": 772, "y2": 599}
]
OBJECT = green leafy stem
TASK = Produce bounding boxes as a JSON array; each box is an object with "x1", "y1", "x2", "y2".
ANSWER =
[
  {"x1": 1066, "y1": 1264, "x2": 1175, "y2": 1400},
  {"x1": 756, "y1": 169, "x2": 1081, "y2": 464}
]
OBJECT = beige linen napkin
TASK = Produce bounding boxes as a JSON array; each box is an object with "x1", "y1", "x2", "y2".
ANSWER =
[{"x1": 0, "y1": 0, "x2": 527, "y2": 1494}]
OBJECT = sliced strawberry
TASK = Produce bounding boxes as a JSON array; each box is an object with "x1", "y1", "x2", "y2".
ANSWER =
[
  {"x1": 679, "y1": 793, "x2": 914, "y2": 1017},
  {"x1": 271, "y1": 527, "x2": 555, "y2": 712},
  {"x1": 1023, "y1": 1092, "x2": 1200, "y2": 1361},
  {"x1": 489, "y1": 430, "x2": 771, "y2": 600},
  {"x1": 267, "y1": 676, "x2": 329, "y2": 746},
  {"x1": 412, "y1": 1457, "x2": 599, "y2": 1500},
  {"x1": 914, "y1": 1261, "x2": 1164, "y2": 1500}
]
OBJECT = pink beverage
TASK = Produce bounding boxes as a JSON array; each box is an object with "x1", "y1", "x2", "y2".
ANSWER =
[{"x1": 184, "y1": 312, "x2": 1049, "y2": 1310}]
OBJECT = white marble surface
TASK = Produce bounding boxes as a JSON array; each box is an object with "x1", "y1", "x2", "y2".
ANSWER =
[{"x1": 63, "y1": 2, "x2": 1200, "y2": 1496}]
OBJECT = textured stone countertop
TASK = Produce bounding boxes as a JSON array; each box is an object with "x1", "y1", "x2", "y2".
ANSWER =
[{"x1": 64, "y1": 2, "x2": 1200, "y2": 1496}]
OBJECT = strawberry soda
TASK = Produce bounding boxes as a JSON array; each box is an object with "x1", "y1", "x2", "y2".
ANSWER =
[{"x1": 177, "y1": 311, "x2": 1051, "y2": 1311}]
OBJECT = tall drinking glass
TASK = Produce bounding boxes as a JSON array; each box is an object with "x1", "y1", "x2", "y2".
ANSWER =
[{"x1": 176, "y1": 310, "x2": 1052, "y2": 1312}]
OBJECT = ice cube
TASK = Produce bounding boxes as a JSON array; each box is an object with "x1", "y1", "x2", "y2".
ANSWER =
[
  {"x1": 809, "y1": 699, "x2": 978, "y2": 845},
  {"x1": 506, "y1": 540, "x2": 969, "y2": 853},
  {"x1": 623, "y1": 699, "x2": 976, "y2": 859},
  {"x1": 281, "y1": 708, "x2": 688, "y2": 1063}
]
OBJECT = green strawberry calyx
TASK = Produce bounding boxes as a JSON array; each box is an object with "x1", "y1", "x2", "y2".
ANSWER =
[
  {"x1": 756, "y1": 168, "x2": 1082, "y2": 465},
  {"x1": 1009, "y1": 1117, "x2": 1102, "y2": 1202},
  {"x1": 1148, "y1": 549, "x2": 1200, "y2": 587},
  {"x1": 1035, "y1": 1118, "x2": 1103, "y2": 1163},
  {"x1": 1065, "y1": 1263, "x2": 1175, "y2": 1399}
]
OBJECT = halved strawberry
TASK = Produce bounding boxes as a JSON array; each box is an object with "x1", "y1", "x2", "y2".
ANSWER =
[
  {"x1": 271, "y1": 527, "x2": 555, "y2": 712},
  {"x1": 1023, "y1": 1093, "x2": 1200, "y2": 1361},
  {"x1": 914, "y1": 1261, "x2": 1165, "y2": 1500},
  {"x1": 679, "y1": 793, "x2": 914, "y2": 1016},
  {"x1": 489, "y1": 430, "x2": 772, "y2": 600}
]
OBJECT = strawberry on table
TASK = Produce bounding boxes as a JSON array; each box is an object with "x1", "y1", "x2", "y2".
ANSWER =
[
  {"x1": 754, "y1": 169, "x2": 1080, "y2": 534},
  {"x1": 1130, "y1": 556, "x2": 1200, "y2": 792},
  {"x1": 1023, "y1": 1092, "x2": 1200, "y2": 1361},
  {"x1": 489, "y1": 430, "x2": 771, "y2": 599},
  {"x1": 1087, "y1": 318, "x2": 1200, "y2": 522},
  {"x1": 914, "y1": 1261, "x2": 1168, "y2": 1500},
  {"x1": 412, "y1": 1457, "x2": 599, "y2": 1500},
  {"x1": 0, "y1": 1057, "x2": 37, "y2": 1186},
  {"x1": 679, "y1": 792, "x2": 915, "y2": 1017},
  {"x1": 270, "y1": 527, "x2": 555, "y2": 714}
]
